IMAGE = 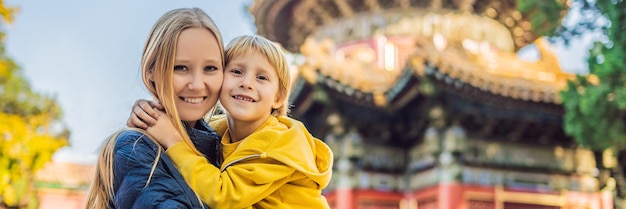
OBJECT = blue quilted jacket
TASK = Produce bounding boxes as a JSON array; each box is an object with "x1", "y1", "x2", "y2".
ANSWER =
[{"x1": 111, "y1": 120, "x2": 220, "y2": 209}]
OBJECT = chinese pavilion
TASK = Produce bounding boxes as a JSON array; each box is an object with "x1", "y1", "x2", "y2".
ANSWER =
[{"x1": 250, "y1": 0, "x2": 612, "y2": 208}]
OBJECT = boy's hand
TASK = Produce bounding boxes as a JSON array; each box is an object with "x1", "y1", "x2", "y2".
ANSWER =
[
  {"x1": 127, "y1": 99, "x2": 163, "y2": 129},
  {"x1": 146, "y1": 110, "x2": 182, "y2": 149}
]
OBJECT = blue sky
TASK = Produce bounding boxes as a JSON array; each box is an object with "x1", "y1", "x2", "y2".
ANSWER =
[
  {"x1": 4, "y1": 1, "x2": 594, "y2": 164},
  {"x1": 4, "y1": 0, "x2": 255, "y2": 163}
]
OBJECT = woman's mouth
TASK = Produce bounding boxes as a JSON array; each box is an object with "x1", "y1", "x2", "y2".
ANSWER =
[{"x1": 182, "y1": 97, "x2": 206, "y2": 104}]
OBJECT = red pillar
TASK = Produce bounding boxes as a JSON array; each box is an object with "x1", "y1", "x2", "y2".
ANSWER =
[
  {"x1": 439, "y1": 182, "x2": 463, "y2": 209},
  {"x1": 335, "y1": 188, "x2": 354, "y2": 209}
]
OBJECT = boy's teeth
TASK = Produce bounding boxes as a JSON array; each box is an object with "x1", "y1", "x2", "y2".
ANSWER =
[
  {"x1": 234, "y1": 96, "x2": 254, "y2": 102},
  {"x1": 184, "y1": 97, "x2": 204, "y2": 104}
]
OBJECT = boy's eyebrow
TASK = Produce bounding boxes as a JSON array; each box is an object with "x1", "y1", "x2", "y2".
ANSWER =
[
  {"x1": 254, "y1": 66, "x2": 276, "y2": 77},
  {"x1": 226, "y1": 59, "x2": 247, "y2": 67}
]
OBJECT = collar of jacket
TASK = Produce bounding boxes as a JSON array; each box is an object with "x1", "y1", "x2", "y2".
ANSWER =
[{"x1": 186, "y1": 119, "x2": 221, "y2": 167}]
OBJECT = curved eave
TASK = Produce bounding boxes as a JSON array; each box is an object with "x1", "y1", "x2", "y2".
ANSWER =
[
  {"x1": 290, "y1": 51, "x2": 569, "y2": 120},
  {"x1": 424, "y1": 63, "x2": 564, "y2": 124},
  {"x1": 250, "y1": 0, "x2": 301, "y2": 51},
  {"x1": 288, "y1": 61, "x2": 571, "y2": 146},
  {"x1": 290, "y1": 67, "x2": 422, "y2": 111},
  {"x1": 289, "y1": 64, "x2": 570, "y2": 146},
  {"x1": 408, "y1": 38, "x2": 573, "y2": 105}
]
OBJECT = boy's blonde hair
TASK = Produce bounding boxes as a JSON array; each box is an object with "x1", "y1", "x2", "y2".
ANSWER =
[
  {"x1": 86, "y1": 7, "x2": 224, "y2": 209},
  {"x1": 224, "y1": 35, "x2": 291, "y2": 116}
]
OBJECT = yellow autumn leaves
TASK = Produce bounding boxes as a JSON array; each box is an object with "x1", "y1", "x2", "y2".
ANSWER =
[
  {"x1": 0, "y1": 113, "x2": 68, "y2": 207},
  {"x1": 0, "y1": 1, "x2": 18, "y2": 24}
]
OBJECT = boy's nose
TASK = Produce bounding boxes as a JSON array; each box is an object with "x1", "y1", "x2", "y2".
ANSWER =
[{"x1": 239, "y1": 76, "x2": 253, "y2": 89}]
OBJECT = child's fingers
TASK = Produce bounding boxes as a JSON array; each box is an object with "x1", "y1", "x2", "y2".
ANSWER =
[
  {"x1": 137, "y1": 99, "x2": 160, "y2": 119},
  {"x1": 132, "y1": 104, "x2": 158, "y2": 126},
  {"x1": 126, "y1": 112, "x2": 149, "y2": 129},
  {"x1": 149, "y1": 100, "x2": 164, "y2": 111}
]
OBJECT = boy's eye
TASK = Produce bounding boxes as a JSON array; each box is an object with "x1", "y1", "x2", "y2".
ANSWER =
[
  {"x1": 205, "y1": 65, "x2": 218, "y2": 72},
  {"x1": 174, "y1": 65, "x2": 188, "y2": 71},
  {"x1": 230, "y1": 68, "x2": 243, "y2": 75},
  {"x1": 257, "y1": 75, "x2": 269, "y2": 81}
]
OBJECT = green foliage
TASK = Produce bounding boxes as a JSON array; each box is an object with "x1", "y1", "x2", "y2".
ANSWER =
[
  {"x1": 560, "y1": 0, "x2": 626, "y2": 151},
  {"x1": 0, "y1": 47, "x2": 63, "y2": 119},
  {"x1": 516, "y1": 0, "x2": 568, "y2": 36},
  {"x1": 0, "y1": 2, "x2": 69, "y2": 208}
]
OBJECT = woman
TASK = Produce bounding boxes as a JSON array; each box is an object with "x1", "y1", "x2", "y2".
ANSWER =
[{"x1": 85, "y1": 7, "x2": 224, "y2": 209}]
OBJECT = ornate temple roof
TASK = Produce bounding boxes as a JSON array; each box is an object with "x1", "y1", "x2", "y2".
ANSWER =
[
  {"x1": 296, "y1": 35, "x2": 574, "y2": 106},
  {"x1": 251, "y1": 0, "x2": 568, "y2": 52},
  {"x1": 250, "y1": 0, "x2": 573, "y2": 107}
]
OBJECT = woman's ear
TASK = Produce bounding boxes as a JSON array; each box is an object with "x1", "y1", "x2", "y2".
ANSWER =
[{"x1": 147, "y1": 70, "x2": 154, "y2": 81}]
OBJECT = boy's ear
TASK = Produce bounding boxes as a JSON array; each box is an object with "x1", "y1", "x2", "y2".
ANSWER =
[{"x1": 272, "y1": 94, "x2": 285, "y2": 110}]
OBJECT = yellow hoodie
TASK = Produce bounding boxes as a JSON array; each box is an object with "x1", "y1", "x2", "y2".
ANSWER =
[{"x1": 165, "y1": 115, "x2": 334, "y2": 208}]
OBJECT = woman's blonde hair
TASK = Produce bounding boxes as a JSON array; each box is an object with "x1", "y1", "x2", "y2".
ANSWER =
[
  {"x1": 224, "y1": 35, "x2": 291, "y2": 116},
  {"x1": 86, "y1": 7, "x2": 224, "y2": 208}
]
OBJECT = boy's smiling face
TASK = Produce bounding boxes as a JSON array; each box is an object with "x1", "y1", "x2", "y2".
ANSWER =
[{"x1": 220, "y1": 50, "x2": 282, "y2": 124}]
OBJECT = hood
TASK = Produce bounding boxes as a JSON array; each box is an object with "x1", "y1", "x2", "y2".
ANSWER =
[{"x1": 210, "y1": 115, "x2": 334, "y2": 188}]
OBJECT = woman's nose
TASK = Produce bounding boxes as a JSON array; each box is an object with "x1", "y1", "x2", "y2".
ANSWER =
[{"x1": 187, "y1": 75, "x2": 204, "y2": 90}]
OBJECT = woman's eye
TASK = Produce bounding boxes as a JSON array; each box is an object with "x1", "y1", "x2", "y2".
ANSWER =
[
  {"x1": 205, "y1": 66, "x2": 218, "y2": 72},
  {"x1": 174, "y1": 65, "x2": 188, "y2": 71}
]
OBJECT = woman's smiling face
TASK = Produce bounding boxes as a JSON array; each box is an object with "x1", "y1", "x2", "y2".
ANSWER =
[{"x1": 171, "y1": 27, "x2": 223, "y2": 122}]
